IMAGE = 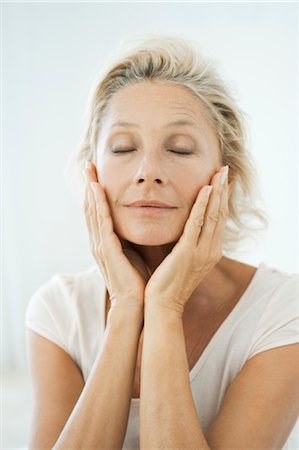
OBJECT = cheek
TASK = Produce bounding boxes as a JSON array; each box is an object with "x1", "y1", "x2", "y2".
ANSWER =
[
  {"x1": 97, "y1": 158, "x2": 115, "y2": 182},
  {"x1": 97, "y1": 158, "x2": 215, "y2": 214},
  {"x1": 181, "y1": 173, "x2": 209, "y2": 207},
  {"x1": 96, "y1": 160, "x2": 124, "y2": 196},
  {"x1": 94, "y1": 166, "x2": 117, "y2": 213}
]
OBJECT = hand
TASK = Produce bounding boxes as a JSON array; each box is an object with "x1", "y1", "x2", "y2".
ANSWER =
[
  {"x1": 144, "y1": 165, "x2": 229, "y2": 318},
  {"x1": 83, "y1": 161, "x2": 150, "y2": 311}
]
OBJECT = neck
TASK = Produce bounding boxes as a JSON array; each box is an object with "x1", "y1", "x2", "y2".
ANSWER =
[
  {"x1": 129, "y1": 241, "x2": 235, "y2": 309},
  {"x1": 129, "y1": 241, "x2": 177, "y2": 274}
]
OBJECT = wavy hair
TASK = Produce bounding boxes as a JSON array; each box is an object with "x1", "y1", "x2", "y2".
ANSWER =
[{"x1": 64, "y1": 32, "x2": 269, "y2": 253}]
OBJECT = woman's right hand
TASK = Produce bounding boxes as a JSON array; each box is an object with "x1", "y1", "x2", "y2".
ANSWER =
[{"x1": 83, "y1": 161, "x2": 150, "y2": 311}]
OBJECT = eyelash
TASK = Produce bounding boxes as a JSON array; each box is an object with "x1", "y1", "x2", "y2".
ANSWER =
[{"x1": 111, "y1": 148, "x2": 193, "y2": 155}]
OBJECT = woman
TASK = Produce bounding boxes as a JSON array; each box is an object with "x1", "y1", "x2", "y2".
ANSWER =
[{"x1": 25, "y1": 35, "x2": 299, "y2": 450}]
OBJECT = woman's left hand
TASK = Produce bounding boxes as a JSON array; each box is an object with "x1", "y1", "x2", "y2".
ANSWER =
[{"x1": 144, "y1": 165, "x2": 229, "y2": 318}]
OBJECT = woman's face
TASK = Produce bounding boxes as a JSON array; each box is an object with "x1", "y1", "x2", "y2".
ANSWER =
[{"x1": 96, "y1": 80, "x2": 222, "y2": 246}]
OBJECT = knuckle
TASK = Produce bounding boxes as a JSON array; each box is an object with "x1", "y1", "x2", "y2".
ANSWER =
[
  {"x1": 219, "y1": 208, "x2": 228, "y2": 219},
  {"x1": 85, "y1": 204, "x2": 93, "y2": 217},
  {"x1": 209, "y1": 212, "x2": 219, "y2": 223},
  {"x1": 95, "y1": 242, "x2": 103, "y2": 255},
  {"x1": 83, "y1": 201, "x2": 89, "y2": 213},
  {"x1": 96, "y1": 210, "x2": 102, "y2": 222},
  {"x1": 194, "y1": 216, "x2": 204, "y2": 227}
]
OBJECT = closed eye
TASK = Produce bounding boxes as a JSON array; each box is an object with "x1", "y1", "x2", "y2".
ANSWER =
[
  {"x1": 111, "y1": 148, "x2": 193, "y2": 155},
  {"x1": 111, "y1": 148, "x2": 136, "y2": 153},
  {"x1": 169, "y1": 150, "x2": 193, "y2": 155}
]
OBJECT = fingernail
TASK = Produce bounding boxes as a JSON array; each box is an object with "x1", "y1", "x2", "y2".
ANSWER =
[
  {"x1": 205, "y1": 185, "x2": 213, "y2": 199},
  {"x1": 85, "y1": 160, "x2": 92, "y2": 169},
  {"x1": 220, "y1": 165, "x2": 229, "y2": 185},
  {"x1": 222, "y1": 165, "x2": 229, "y2": 175}
]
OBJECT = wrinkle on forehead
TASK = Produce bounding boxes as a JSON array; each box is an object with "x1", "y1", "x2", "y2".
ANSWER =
[{"x1": 98, "y1": 82, "x2": 218, "y2": 146}]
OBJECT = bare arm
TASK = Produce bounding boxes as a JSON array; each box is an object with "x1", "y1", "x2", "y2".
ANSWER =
[
  {"x1": 29, "y1": 307, "x2": 143, "y2": 450},
  {"x1": 51, "y1": 305, "x2": 143, "y2": 450},
  {"x1": 140, "y1": 305, "x2": 210, "y2": 450},
  {"x1": 53, "y1": 308, "x2": 143, "y2": 450},
  {"x1": 140, "y1": 308, "x2": 299, "y2": 450}
]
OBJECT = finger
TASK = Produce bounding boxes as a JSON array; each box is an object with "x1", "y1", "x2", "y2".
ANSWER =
[
  {"x1": 198, "y1": 168, "x2": 227, "y2": 245},
  {"x1": 90, "y1": 182, "x2": 121, "y2": 267},
  {"x1": 82, "y1": 167, "x2": 110, "y2": 281},
  {"x1": 181, "y1": 184, "x2": 213, "y2": 247},
  {"x1": 88, "y1": 182, "x2": 111, "y2": 281},
  {"x1": 84, "y1": 160, "x2": 98, "y2": 182},
  {"x1": 82, "y1": 160, "x2": 97, "y2": 218},
  {"x1": 83, "y1": 180, "x2": 96, "y2": 249},
  {"x1": 88, "y1": 183, "x2": 101, "y2": 245},
  {"x1": 82, "y1": 163, "x2": 103, "y2": 246},
  {"x1": 209, "y1": 171, "x2": 229, "y2": 259}
]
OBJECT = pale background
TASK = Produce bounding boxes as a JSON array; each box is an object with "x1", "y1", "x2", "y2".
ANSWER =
[{"x1": 2, "y1": 1, "x2": 298, "y2": 448}]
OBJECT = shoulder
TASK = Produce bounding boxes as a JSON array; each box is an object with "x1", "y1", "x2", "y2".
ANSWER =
[
  {"x1": 228, "y1": 258, "x2": 299, "y2": 301},
  {"x1": 246, "y1": 263, "x2": 299, "y2": 360},
  {"x1": 25, "y1": 265, "x2": 106, "y2": 359},
  {"x1": 255, "y1": 262, "x2": 299, "y2": 302},
  {"x1": 26, "y1": 265, "x2": 106, "y2": 326},
  {"x1": 28, "y1": 264, "x2": 103, "y2": 301}
]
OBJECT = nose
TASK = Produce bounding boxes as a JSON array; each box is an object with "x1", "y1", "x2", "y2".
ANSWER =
[{"x1": 133, "y1": 155, "x2": 166, "y2": 185}]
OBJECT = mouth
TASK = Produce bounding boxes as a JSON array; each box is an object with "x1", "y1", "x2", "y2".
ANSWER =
[{"x1": 125, "y1": 205, "x2": 176, "y2": 216}]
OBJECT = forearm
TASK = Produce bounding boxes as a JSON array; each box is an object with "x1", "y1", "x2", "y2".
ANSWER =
[
  {"x1": 140, "y1": 305, "x2": 211, "y2": 450},
  {"x1": 53, "y1": 305, "x2": 143, "y2": 450}
]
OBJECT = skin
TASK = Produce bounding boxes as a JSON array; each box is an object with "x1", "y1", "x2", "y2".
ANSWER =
[
  {"x1": 93, "y1": 79, "x2": 256, "y2": 316},
  {"x1": 96, "y1": 80, "x2": 221, "y2": 256},
  {"x1": 83, "y1": 80, "x2": 257, "y2": 401},
  {"x1": 27, "y1": 80, "x2": 299, "y2": 450}
]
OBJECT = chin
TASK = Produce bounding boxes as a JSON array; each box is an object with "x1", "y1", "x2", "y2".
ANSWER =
[{"x1": 117, "y1": 227, "x2": 181, "y2": 246}]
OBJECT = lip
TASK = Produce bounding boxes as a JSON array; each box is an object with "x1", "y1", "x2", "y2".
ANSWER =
[
  {"x1": 126, "y1": 200, "x2": 176, "y2": 208},
  {"x1": 125, "y1": 205, "x2": 176, "y2": 217}
]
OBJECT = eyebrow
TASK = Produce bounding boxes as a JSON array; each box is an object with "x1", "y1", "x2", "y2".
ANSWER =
[{"x1": 111, "y1": 119, "x2": 198, "y2": 129}]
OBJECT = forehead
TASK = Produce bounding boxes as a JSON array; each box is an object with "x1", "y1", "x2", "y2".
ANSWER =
[{"x1": 100, "y1": 81, "x2": 214, "y2": 135}]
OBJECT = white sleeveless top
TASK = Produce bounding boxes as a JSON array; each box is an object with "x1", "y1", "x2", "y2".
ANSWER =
[{"x1": 25, "y1": 262, "x2": 299, "y2": 449}]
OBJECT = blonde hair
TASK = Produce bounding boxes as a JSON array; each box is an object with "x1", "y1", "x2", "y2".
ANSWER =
[{"x1": 65, "y1": 32, "x2": 269, "y2": 253}]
